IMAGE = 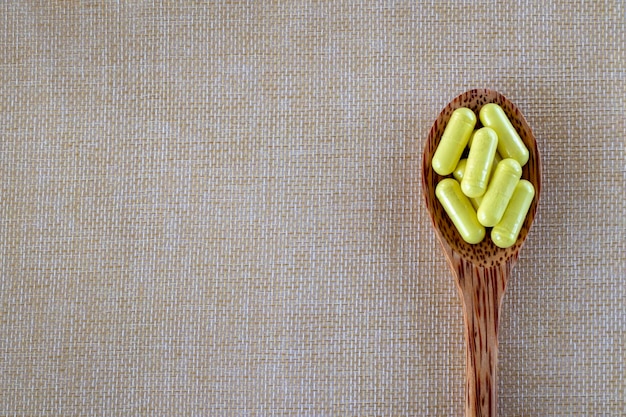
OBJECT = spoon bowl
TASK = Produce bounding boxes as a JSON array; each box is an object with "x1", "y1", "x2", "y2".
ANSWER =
[{"x1": 422, "y1": 89, "x2": 541, "y2": 416}]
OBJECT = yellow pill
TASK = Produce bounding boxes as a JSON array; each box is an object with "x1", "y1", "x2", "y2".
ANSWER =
[
  {"x1": 464, "y1": 151, "x2": 501, "y2": 182},
  {"x1": 491, "y1": 180, "x2": 535, "y2": 248},
  {"x1": 479, "y1": 103, "x2": 529, "y2": 166},
  {"x1": 492, "y1": 151, "x2": 502, "y2": 175},
  {"x1": 452, "y1": 158, "x2": 467, "y2": 182},
  {"x1": 432, "y1": 107, "x2": 477, "y2": 175},
  {"x1": 469, "y1": 131, "x2": 501, "y2": 175},
  {"x1": 436, "y1": 178, "x2": 485, "y2": 244},
  {"x1": 467, "y1": 129, "x2": 478, "y2": 148},
  {"x1": 461, "y1": 127, "x2": 498, "y2": 198},
  {"x1": 477, "y1": 158, "x2": 522, "y2": 227},
  {"x1": 452, "y1": 159, "x2": 481, "y2": 210}
]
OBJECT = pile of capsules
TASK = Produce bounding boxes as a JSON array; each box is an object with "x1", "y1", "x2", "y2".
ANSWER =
[{"x1": 432, "y1": 103, "x2": 534, "y2": 248}]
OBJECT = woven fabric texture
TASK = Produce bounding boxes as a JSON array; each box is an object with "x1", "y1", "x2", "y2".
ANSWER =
[{"x1": 1, "y1": 1, "x2": 624, "y2": 415}]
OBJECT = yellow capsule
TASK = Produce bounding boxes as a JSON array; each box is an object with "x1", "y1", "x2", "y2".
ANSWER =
[
  {"x1": 491, "y1": 180, "x2": 535, "y2": 248},
  {"x1": 461, "y1": 127, "x2": 498, "y2": 198},
  {"x1": 455, "y1": 154, "x2": 501, "y2": 185},
  {"x1": 452, "y1": 158, "x2": 467, "y2": 182},
  {"x1": 467, "y1": 129, "x2": 478, "y2": 148},
  {"x1": 435, "y1": 178, "x2": 485, "y2": 244},
  {"x1": 452, "y1": 159, "x2": 481, "y2": 210},
  {"x1": 477, "y1": 158, "x2": 522, "y2": 227},
  {"x1": 479, "y1": 103, "x2": 529, "y2": 166},
  {"x1": 492, "y1": 151, "x2": 502, "y2": 175},
  {"x1": 432, "y1": 108, "x2": 477, "y2": 175},
  {"x1": 467, "y1": 135, "x2": 501, "y2": 179}
]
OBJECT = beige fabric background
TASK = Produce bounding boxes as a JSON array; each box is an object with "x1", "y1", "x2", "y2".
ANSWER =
[{"x1": 1, "y1": 1, "x2": 624, "y2": 415}]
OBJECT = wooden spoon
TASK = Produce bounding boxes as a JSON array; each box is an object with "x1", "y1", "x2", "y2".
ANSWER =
[{"x1": 422, "y1": 89, "x2": 541, "y2": 417}]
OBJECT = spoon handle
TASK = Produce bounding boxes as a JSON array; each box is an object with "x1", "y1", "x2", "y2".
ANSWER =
[{"x1": 455, "y1": 261, "x2": 511, "y2": 417}]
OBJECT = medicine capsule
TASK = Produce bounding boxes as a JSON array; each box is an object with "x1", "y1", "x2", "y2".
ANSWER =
[
  {"x1": 479, "y1": 103, "x2": 529, "y2": 166},
  {"x1": 432, "y1": 107, "x2": 477, "y2": 175},
  {"x1": 461, "y1": 127, "x2": 498, "y2": 198},
  {"x1": 491, "y1": 180, "x2": 535, "y2": 248},
  {"x1": 452, "y1": 158, "x2": 467, "y2": 182},
  {"x1": 477, "y1": 158, "x2": 522, "y2": 227},
  {"x1": 492, "y1": 151, "x2": 502, "y2": 175},
  {"x1": 435, "y1": 178, "x2": 485, "y2": 244},
  {"x1": 467, "y1": 129, "x2": 478, "y2": 148},
  {"x1": 452, "y1": 159, "x2": 481, "y2": 210},
  {"x1": 467, "y1": 133, "x2": 501, "y2": 179}
]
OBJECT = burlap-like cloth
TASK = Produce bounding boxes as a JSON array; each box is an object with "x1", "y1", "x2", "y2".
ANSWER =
[{"x1": 1, "y1": 1, "x2": 624, "y2": 415}]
